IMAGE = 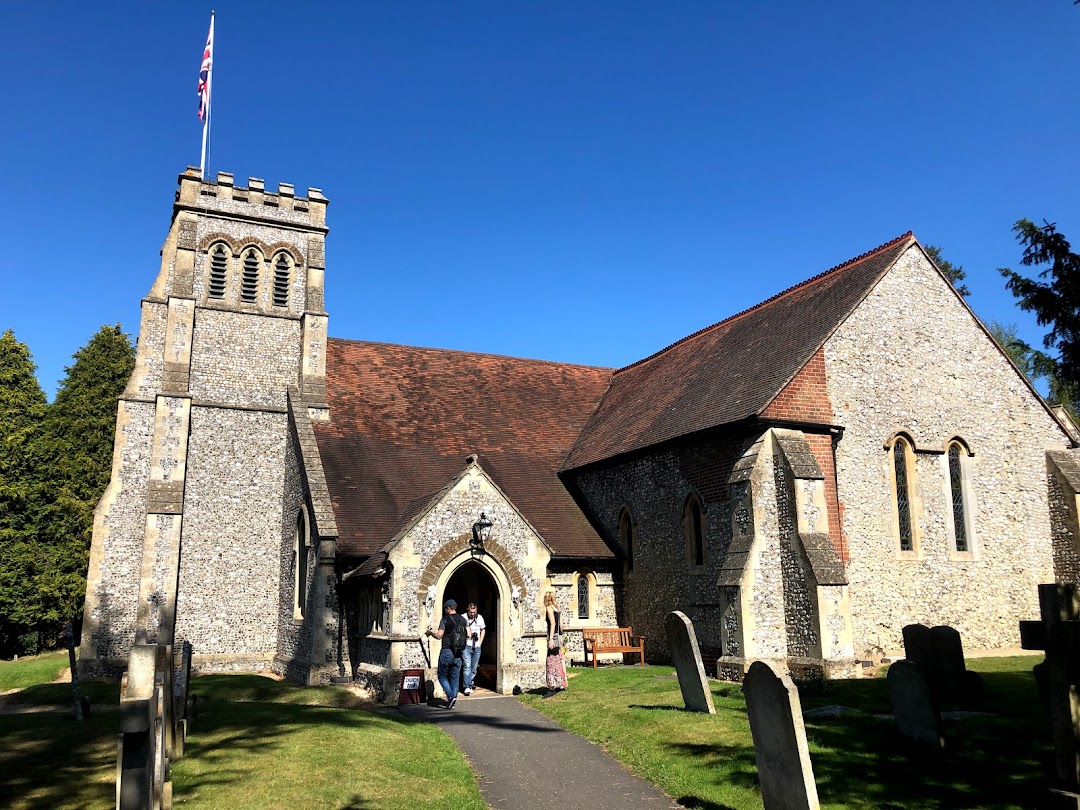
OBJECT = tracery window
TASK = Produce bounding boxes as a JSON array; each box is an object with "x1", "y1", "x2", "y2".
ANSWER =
[
  {"x1": 272, "y1": 253, "x2": 291, "y2": 308},
  {"x1": 619, "y1": 509, "x2": 635, "y2": 573},
  {"x1": 892, "y1": 437, "x2": 914, "y2": 552},
  {"x1": 208, "y1": 244, "x2": 228, "y2": 299},
  {"x1": 948, "y1": 442, "x2": 969, "y2": 553},
  {"x1": 241, "y1": 249, "x2": 261, "y2": 303},
  {"x1": 577, "y1": 574, "x2": 590, "y2": 619},
  {"x1": 684, "y1": 494, "x2": 705, "y2": 567}
]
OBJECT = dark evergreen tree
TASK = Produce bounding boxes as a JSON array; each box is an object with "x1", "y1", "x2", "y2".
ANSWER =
[
  {"x1": 1000, "y1": 219, "x2": 1080, "y2": 416},
  {"x1": 924, "y1": 244, "x2": 971, "y2": 297},
  {"x1": 33, "y1": 325, "x2": 135, "y2": 650},
  {"x1": 0, "y1": 330, "x2": 47, "y2": 656}
]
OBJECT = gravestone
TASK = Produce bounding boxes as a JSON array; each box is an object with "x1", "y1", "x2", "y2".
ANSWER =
[
  {"x1": 1020, "y1": 583, "x2": 1080, "y2": 805},
  {"x1": 664, "y1": 611, "x2": 715, "y2": 714},
  {"x1": 902, "y1": 623, "x2": 982, "y2": 703},
  {"x1": 64, "y1": 622, "x2": 89, "y2": 719},
  {"x1": 901, "y1": 624, "x2": 938, "y2": 694},
  {"x1": 887, "y1": 660, "x2": 943, "y2": 749},
  {"x1": 742, "y1": 660, "x2": 819, "y2": 810}
]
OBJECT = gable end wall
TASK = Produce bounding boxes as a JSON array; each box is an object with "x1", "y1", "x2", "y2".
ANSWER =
[{"x1": 824, "y1": 244, "x2": 1067, "y2": 657}]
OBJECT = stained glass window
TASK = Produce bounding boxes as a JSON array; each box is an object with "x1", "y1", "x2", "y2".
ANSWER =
[
  {"x1": 949, "y1": 444, "x2": 969, "y2": 552},
  {"x1": 893, "y1": 439, "x2": 913, "y2": 551},
  {"x1": 577, "y1": 575, "x2": 589, "y2": 619}
]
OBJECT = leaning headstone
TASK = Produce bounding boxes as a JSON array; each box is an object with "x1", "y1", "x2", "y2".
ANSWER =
[
  {"x1": 742, "y1": 660, "x2": 819, "y2": 810},
  {"x1": 64, "y1": 622, "x2": 88, "y2": 720},
  {"x1": 887, "y1": 660, "x2": 943, "y2": 749},
  {"x1": 664, "y1": 611, "x2": 715, "y2": 714},
  {"x1": 901, "y1": 623, "x2": 938, "y2": 693}
]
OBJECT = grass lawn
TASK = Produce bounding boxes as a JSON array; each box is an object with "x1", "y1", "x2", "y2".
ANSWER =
[
  {"x1": 0, "y1": 650, "x2": 69, "y2": 691},
  {"x1": 521, "y1": 656, "x2": 1052, "y2": 810},
  {"x1": 0, "y1": 671, "x2": 485, "y2": 810}
]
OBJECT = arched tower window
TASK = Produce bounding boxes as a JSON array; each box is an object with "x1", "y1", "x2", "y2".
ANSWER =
[
  {"x1": 241, "y1": 249, "x2": 261, "y2": 303},
  {"x1": 272, "y1": 253, "x2": 292, "y2": 308},
  {"x1": 948, "y1": 441, "x2": 970, "y2": 553},
  {"x1": 891, "y1": 436, "x2": 915, "y2": 552},
  {"x1": 684, "y1": 493, "x2": 705, "y2": 567},
  {"x1": 294, "y1": 511, "x2": 308, "y2": 620},
  {"x1": 618, "y1": 509, "x2": 635, "y2": 573},
  {"x1": 208, "y1": 244, "x2": 228, "y2": 299}
]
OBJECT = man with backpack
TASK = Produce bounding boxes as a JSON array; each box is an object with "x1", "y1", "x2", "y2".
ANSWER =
[{"x1": 424, "y1": 598, "x2": 467, "y2": 708}]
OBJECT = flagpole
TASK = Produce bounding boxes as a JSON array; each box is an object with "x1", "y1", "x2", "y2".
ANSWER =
[{"x1": 199, "y1": 12, "x2": 215, "y2": 179}]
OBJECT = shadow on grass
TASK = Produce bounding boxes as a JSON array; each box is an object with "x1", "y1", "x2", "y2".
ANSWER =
[{"x1": 0, "y1": 710, "x2": 118, "y2": 809}]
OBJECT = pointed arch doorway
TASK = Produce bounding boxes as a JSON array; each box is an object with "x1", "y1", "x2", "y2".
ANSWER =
[{"x1": 443, "y1": 560, "x2": 500, "y2": 690}]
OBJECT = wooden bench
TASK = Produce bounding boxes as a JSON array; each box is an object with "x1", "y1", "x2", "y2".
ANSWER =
[{"x1": 581, "y1": 627, "x2": 646, "y2": 668}]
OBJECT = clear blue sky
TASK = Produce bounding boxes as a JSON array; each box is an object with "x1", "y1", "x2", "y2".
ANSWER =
[{"x1": 3, "y1": 2, "x2": 1078, "y2": 398}]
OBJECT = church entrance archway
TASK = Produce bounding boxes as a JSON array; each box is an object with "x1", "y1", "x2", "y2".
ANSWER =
[{"x1": 443, "y1": 560, "x2": 499, "y2": 689}]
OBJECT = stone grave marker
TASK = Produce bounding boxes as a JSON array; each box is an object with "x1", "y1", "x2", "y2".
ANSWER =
[
  {"x1": 742, "y1": 660, "x2": 819, "y2": 810},
  {"x1": 887, "y1": 659, "x2": 943, "y2": 749},
  {"x1": 64, "y1": 622, "x2": 88, "y2": 719},
  {"x1": 901, "y1": 623, "x2": 938, "y2": 693},
  {"x1": 1020, "y1": 583, "x2": 1080, "y2": 805},
  {"x1": 930, "y1": 625, "x2": 970, "y2": 701},
  {"x1": 664, "y1": 611, "x2": 715, "y2": 714}
]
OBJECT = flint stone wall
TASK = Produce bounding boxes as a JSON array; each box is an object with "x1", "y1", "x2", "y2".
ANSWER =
[
  {"x1": 274, "y1": 423, "x2": 314, "y2": 671},
  {"x1": 825, "y1": 244, "x2": 1068, "y2": 657},
  {"x1": 83, "y1": 399, "x2": 156, "y2": 662},
  {"x1": 569, "y1": 433, "x2": 753, "y2": 661},
  {"x1": 546, "y1": 563, "x2": 618, "y2": 661},
  {"x1": 189, "y1": 309, "x2": 301, "y2": 409},
  {"x1": 174, "y1": 406, "x2": 288, "y2": 660}
]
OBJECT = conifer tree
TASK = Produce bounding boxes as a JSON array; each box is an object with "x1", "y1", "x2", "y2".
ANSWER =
[
  {"x1": 0, "y1": 330, "x2": 47, "y2": 656},
  {"x1": 33, "y1": 325, "x2": 135, "y2": 650},
  {"x1": 1000, "y1": 219, "x2": 1080, "y2": 416}
]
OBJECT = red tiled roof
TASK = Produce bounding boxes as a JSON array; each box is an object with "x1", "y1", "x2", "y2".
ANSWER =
[
  {"x1": 563, "y1": 233, "x2": 916, "y2": 470},
  {"x1": 313, "y1": 340, "x2": 614, "y2": 558}
]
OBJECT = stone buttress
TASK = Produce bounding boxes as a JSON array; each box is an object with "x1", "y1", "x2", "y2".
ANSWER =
[
  {"x1": 718, "y1": 428, "x2": 855, "y2": 680},
  {"x1": 79, "y1": 169, "x2": 338, "y2": 683}
]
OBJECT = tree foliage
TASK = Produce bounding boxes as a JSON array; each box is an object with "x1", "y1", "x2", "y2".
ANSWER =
[
  {"x1": 0, "y1": 326, "x2": 134, "y2": 657},
  {"x1": 999, "y1": 219, "x2": 1080, "y2": 415},
  {"x1": 924, "y1": 244, "x2": 970, "y2": 297}
]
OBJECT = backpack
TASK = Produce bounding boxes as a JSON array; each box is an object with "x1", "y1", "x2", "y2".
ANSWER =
[{"x1": 447, "y1": 614, "x2": 468, "y2": 656}]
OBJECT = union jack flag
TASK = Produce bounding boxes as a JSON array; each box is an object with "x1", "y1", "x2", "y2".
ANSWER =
[{"x1": 197, "y1": 16, "x2": 214, "y2": 122}]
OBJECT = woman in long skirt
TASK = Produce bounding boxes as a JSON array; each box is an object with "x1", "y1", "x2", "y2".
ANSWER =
[{"x1": 543, "y1": 591, "x2": 567, "y2": 697}]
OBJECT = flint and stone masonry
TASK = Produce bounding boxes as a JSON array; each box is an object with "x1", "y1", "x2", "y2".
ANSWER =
[
  {"x1": 82, "y1": 170, "x2": 1080, "y2": 698},
  {"x1": 80, "y1": 169, "x2": 335, "y2": 683}
]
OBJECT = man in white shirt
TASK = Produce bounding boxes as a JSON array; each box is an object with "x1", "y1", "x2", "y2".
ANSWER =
[{"x1": 462, "y1": 602, "x2": 486, "y2": 695}]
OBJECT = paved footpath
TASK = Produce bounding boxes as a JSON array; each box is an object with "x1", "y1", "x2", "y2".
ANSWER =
[{"x1": 400, "y1": 691, "x2": 681, "y2": 810}]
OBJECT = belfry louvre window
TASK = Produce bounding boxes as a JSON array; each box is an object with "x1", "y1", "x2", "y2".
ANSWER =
[
  {"x1": 241, "y1": 251, "x2": 260, "y2": 303},
  {"x1": 948, "y1": 443, "x2": 969, "y2": 552},
  {"x1": 892, "y1": 438, "x2": 914, "y2": 551},
  {"x1": 272, "y1": 254, "x2": 290, "y2": 308},
  {"x1": 208, "y1": 246, "x2": 228, "y2": 299}
]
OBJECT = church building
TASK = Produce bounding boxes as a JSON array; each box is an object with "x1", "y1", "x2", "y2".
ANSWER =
[{"x1": 79, "y1": 169, "x2": 1080, "y2": 698}]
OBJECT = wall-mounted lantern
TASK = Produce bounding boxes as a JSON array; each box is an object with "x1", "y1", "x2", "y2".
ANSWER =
[{"x1": 471, "y1": 512, "x2": 493, "y2": 552}]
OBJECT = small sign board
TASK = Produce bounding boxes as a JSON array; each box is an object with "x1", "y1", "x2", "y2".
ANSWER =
[{"x1": 398, "y1": 668, "x2": 425, "y2": 705}]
